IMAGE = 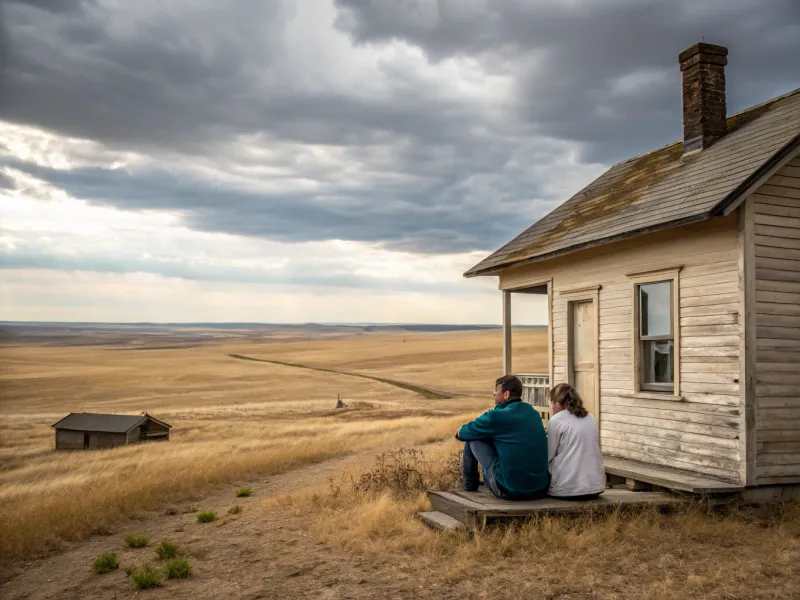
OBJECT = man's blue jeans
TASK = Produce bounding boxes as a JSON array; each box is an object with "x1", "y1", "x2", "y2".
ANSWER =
[{"x1": 462, "y1": 440, "x2": 508, "y2": 499}]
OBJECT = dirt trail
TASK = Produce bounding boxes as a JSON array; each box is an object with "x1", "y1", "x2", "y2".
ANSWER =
[
  {"x1": 0, "y1": 444, "x2": 465, "y2": 600},
  {"x1": 228, "y1": 353, "x2": 457, "y2": 399}
]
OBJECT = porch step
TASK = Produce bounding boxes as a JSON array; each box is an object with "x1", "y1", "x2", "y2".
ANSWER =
[
  {"x1": 603, "y1": 456, "x2": 744, "y2": 494},
  {"x1": 416, "y1": 511, "x2": 466, "y2": 532}
]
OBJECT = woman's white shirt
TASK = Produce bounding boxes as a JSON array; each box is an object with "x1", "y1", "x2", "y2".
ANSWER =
[{"x1": 547, "y1": 410, "x2": 606, "y2": 497}]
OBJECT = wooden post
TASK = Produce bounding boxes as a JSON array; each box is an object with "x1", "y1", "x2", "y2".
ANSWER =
[{"x1": 502, "y1": 291, "x2": 512, "y2": 375}]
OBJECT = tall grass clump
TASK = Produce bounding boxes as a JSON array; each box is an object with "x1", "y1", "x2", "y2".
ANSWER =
[
  {"x1": 124, "y1": 534, "x2": 150, "y2": 548},
  {"x1": 352, "y1": 448, "x2": 461, "y2": 498},
  {"x1": 196, "y1": 510, "x2": 216, "y2": 523},
  {"x1": 92, "y1": 552, "x2": 119, "y2": 574},
  {"x1": 130, "y1": 563, "x2": 163, "y2": 589},
  {"x1": 236, "y1": 487, "x2": 253, "y2": 497},
  {"x1": 165, "y1": 558, "x2": 192, "y2": 579},
  {"x1": 154, "y1": 540, "x2": 179, "y2": 560}
]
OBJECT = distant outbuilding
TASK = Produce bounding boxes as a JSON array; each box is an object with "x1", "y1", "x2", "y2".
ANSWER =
[{"x1": 51, "y1": 412, "x2": 171, "y2": 449}]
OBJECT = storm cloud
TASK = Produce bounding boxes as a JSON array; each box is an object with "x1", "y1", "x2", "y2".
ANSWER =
[{"x1": 1, "y1": 0, "x2": 799, "y2": 257}]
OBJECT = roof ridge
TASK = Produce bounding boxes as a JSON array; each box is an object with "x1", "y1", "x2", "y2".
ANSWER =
[{"x1": 606, "y1": 86, "x2": 800, "y2": 171}]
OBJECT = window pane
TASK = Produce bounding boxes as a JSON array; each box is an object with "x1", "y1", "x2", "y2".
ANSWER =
[
  {"x1": 642, "y1": 339, "x2": 674, "y2": 385},
  {"x1": 639, "y1": 281, "x2": 671, "y2": 337}
]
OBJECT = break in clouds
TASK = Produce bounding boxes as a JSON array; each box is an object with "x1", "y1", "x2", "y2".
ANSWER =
[{"x1": 0, "y1": 0, "x2": 798, "y2": 306}]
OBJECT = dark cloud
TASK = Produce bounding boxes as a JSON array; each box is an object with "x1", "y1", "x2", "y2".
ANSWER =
[
  {"x1": 0, "y1": 170, "x2": 15, "y2": 189},
  {"x1": 2, "y1": 152, "x2": 556, "y2": 253},
  {"x1": 0, "y1": 243, "x2": 482, "y2": 295},
  {"x1": 1, "y1": 0, "x2": 798, "y2": 257},
  {"x1": 335, "y1": 0, "x2": 800, "y2": 160}
]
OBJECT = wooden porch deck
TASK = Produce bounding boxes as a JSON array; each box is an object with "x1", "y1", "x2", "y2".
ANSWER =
[
  {"x1": 421, "y1": 487, "x2": 685, "y2": 531},
  {"x1": 602, "y1": 456, "x2": 743, "y2": 494}
]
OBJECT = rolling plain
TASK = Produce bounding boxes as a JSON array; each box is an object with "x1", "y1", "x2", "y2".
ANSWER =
[{"x1": 1, "y1": 324, "x2": 799, "y2": 600}]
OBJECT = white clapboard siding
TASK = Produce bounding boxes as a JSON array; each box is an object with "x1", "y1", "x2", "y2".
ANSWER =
[
  {"x1": 500, "y1": 214, "x2": 743, "y2": 481},
  {"x1": 753, "y1": 157, "x2": 800, "y2": 484}
]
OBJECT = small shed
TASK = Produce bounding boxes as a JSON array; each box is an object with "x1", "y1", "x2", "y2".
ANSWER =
[
  {"x1": 465, "y1": 43, "x2": 800, "y2": 495},
  {"x1": 51, "y1": 412, "x2": 171, "y2": 449}
]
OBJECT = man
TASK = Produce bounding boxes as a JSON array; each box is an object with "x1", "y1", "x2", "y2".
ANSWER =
[{"x1": 456, "y1": 375, "x2": 549, "y2": 500}]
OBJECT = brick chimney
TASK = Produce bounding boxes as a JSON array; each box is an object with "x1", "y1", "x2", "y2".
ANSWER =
[{"x1": 679, "y1": 43, "x2": 728, "y2": 153}]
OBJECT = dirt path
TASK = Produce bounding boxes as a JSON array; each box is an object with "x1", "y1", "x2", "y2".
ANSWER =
[
  {"x1": 0, "y1": 444, "x2": 472, "y2": 600},
  {"x1": 228, "y1": 353, "x2": 457, "y2": 399}
]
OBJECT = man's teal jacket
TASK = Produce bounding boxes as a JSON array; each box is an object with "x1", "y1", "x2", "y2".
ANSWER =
[{"x1": 457, "y1": 398, "x2": 549, "y2": 497}]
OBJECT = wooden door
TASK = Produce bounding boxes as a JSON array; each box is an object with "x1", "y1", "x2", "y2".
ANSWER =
[{"x1": 569, "y1": 300, "x2": 598, "y2": 418}]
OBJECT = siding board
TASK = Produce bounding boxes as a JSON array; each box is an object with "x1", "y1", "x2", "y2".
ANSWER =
[
  {"x1": 754, "y1": 169, "x2": 800, "y2": 484},
  {"x1": 501, "y1": 215, "x2": 743, "y2": 481}
]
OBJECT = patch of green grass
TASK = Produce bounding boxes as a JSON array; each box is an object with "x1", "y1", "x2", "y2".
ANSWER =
[
  {"x1": 130, "y1": 563, "x2": 163, "y2": 589},
  {"x1": 196, "y1": 510, "x2": 217, "y2": 523},
  {"x1": 154, "y1": 540, "x2": 179, "y2": 560},
  {"x1": 236, "y1": 488, "x2": 253, "y2": 498},
  {"x1": 124, "y1": 534, "x2": 150, "y2": 549},
  {"x1": 93, "y1": 552, "x2": 119, "y2": 574},
  {"x1": 165, "y1": 558, "x2": 192, "y2": 579},
  {"x1": 228, "y1": 504, "x2": 242, "y2": 514}
]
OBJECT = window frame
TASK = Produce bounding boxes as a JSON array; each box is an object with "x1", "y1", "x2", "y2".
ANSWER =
[{"x1": 627, "y1": 267, "x2": 682, "y2": 398}]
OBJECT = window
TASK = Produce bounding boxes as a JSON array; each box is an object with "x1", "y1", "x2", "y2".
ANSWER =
[
  {"x1": 638, "y1": 281, "x2": 674, "y2": 392},
  {"x1": 627, "y1": 267, "x2": 681, "y2": 399}
]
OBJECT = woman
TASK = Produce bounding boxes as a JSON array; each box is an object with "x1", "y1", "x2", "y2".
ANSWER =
[{"x1": 547, "y1": 383, "x2": 606, "y2": 500}]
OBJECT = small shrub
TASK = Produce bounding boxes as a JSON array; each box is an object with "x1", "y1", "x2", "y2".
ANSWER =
[
  {"x1": 124, "y1": 535, "x2": 150, "y2": 549},
  {"x1": 228, "y1": 504, "x2": 242, "y2": 515},
  {"x1": 130, "y1": 563, "x2": 163, "y2": 589},
  {"x1": 196, "y1": 510, "x2": 217, "y2": 523},
  {"x1": 165, "y1": 558, "x2": 192, "y2": 579},
  {"x1": 353, "y1": 448, "x2": 461, "y2": 498},
  {"x1": 154, "y1": 540, "x2": 179, "y2": 560},
  {"x1": 124, "y1": 565, "x2": 136, "y2": 576},
  {"x1": 236, "y1": 488, "x2": 253, "y2": 498},
  {"x1": 93, "y1": 552, "x2": 119, "y2": 574}
]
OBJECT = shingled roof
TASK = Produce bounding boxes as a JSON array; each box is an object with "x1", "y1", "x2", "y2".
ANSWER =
[
  {"x1": 465, "y1": 87, "x2": 800, "y2": 277},
  {"x1": 51, "y1": 413, "x2": 171, "y2": 433}
]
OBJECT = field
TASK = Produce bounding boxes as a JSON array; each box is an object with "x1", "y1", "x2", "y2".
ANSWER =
[{"x1": 1, "y1": 325, "x2": 799, "y2": 599}]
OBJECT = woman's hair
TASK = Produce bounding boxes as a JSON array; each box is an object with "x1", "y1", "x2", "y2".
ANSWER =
[{"x1": 549, "y1": 383, "x2": 589, "y2": 418}]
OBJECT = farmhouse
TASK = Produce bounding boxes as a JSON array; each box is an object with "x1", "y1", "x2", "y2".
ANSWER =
[
  {"x1": 52, "y1": 412, "x2": 171, "y2": 449},
  {"x1": 466, "y1": 43, "x2": 800, "y2": 494}
]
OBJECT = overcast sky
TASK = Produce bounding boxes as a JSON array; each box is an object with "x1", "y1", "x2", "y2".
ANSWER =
[{"x1": 1, "y1": 0, "x2": 798, "y2": 323}]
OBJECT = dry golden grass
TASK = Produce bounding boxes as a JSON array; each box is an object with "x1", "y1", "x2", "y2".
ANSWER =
[
  {"x1": 5, "y1": 327, "x2": 799, "y2": 599},
  {"x1": 283, "y1": 442, "x2": 800, "y2": 600},
  {"x1": 0, "y1": 329, "x2": 532, "y2": 560}
]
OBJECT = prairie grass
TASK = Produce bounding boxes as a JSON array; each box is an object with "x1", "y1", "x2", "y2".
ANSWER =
[
  {"x1": 154, "y1": 540, "x2": 179, "y2": 560},
  {"x1": 0, "y1": 407, "x2": 479, "y2": 559},
  {"x1": 0, "y1": 329, "x2": 538, "y2": 560},
  {"x1": 129, "y1": 563, "x2": 163, "y2": 589},
  {"x1": 196, "y1": 510, "x2": 216, "y2": 523},
  {"x1": 165, "y1": 557, "x2": 192, "y2": 579},
  {"x1": 236, "y1": 488, "x2": 253, "y2": 498},
  {"x1": 228, "y1": 504, "x2": 242, "y2": 514},
  {"x1": 92, "y1": 552, "x2": 118, "y2": 574},
  {"x1": 286, "y1": 445, "x2": 800, "y2": 600},
  {"x1": 124, "y1": 535, "x2": 149, "y2": 548}
]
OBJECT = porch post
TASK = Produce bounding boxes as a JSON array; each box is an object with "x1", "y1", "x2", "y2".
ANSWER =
[{"x1": 502, "y1": 291, "x2": 512, "y2": 375}]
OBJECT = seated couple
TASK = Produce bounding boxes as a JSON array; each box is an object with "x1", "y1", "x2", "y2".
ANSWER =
[{"x1": 456, "y1": 375, "x2": 605, "y2": 500}]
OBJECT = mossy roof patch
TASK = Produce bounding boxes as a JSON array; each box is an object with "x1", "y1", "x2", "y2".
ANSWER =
[{"x1": 466, "y1": 87, "x2": 800, "y2": 277}]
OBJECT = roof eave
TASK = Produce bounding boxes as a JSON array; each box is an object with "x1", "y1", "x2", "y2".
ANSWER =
[
  {"x1": 465, "y1": 132, "x2": 800, "y2": 279},
  {"x1": 713, "y1": 133, "x2": 800, "y2": 217},
  {"x1": 464, "y1": 213, "x2": 714, "y2": 278}
]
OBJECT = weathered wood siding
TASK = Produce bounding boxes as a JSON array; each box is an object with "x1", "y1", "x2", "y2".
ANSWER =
[
  {"x1": 55, "y1": 429, "x2": 84, "y2": 449},
  {"x1": 88, "y1": 431, "x2": 127, "y2": 449},
  {"x1": 126, "y1": 426, "x2": 141, "y2": 444},
  {"x1": 753, "y1": 156, "x2": 800, "y2": 484},
  {"x1": 500, "y1": 215, "x2": 743, "y2": 482}
]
